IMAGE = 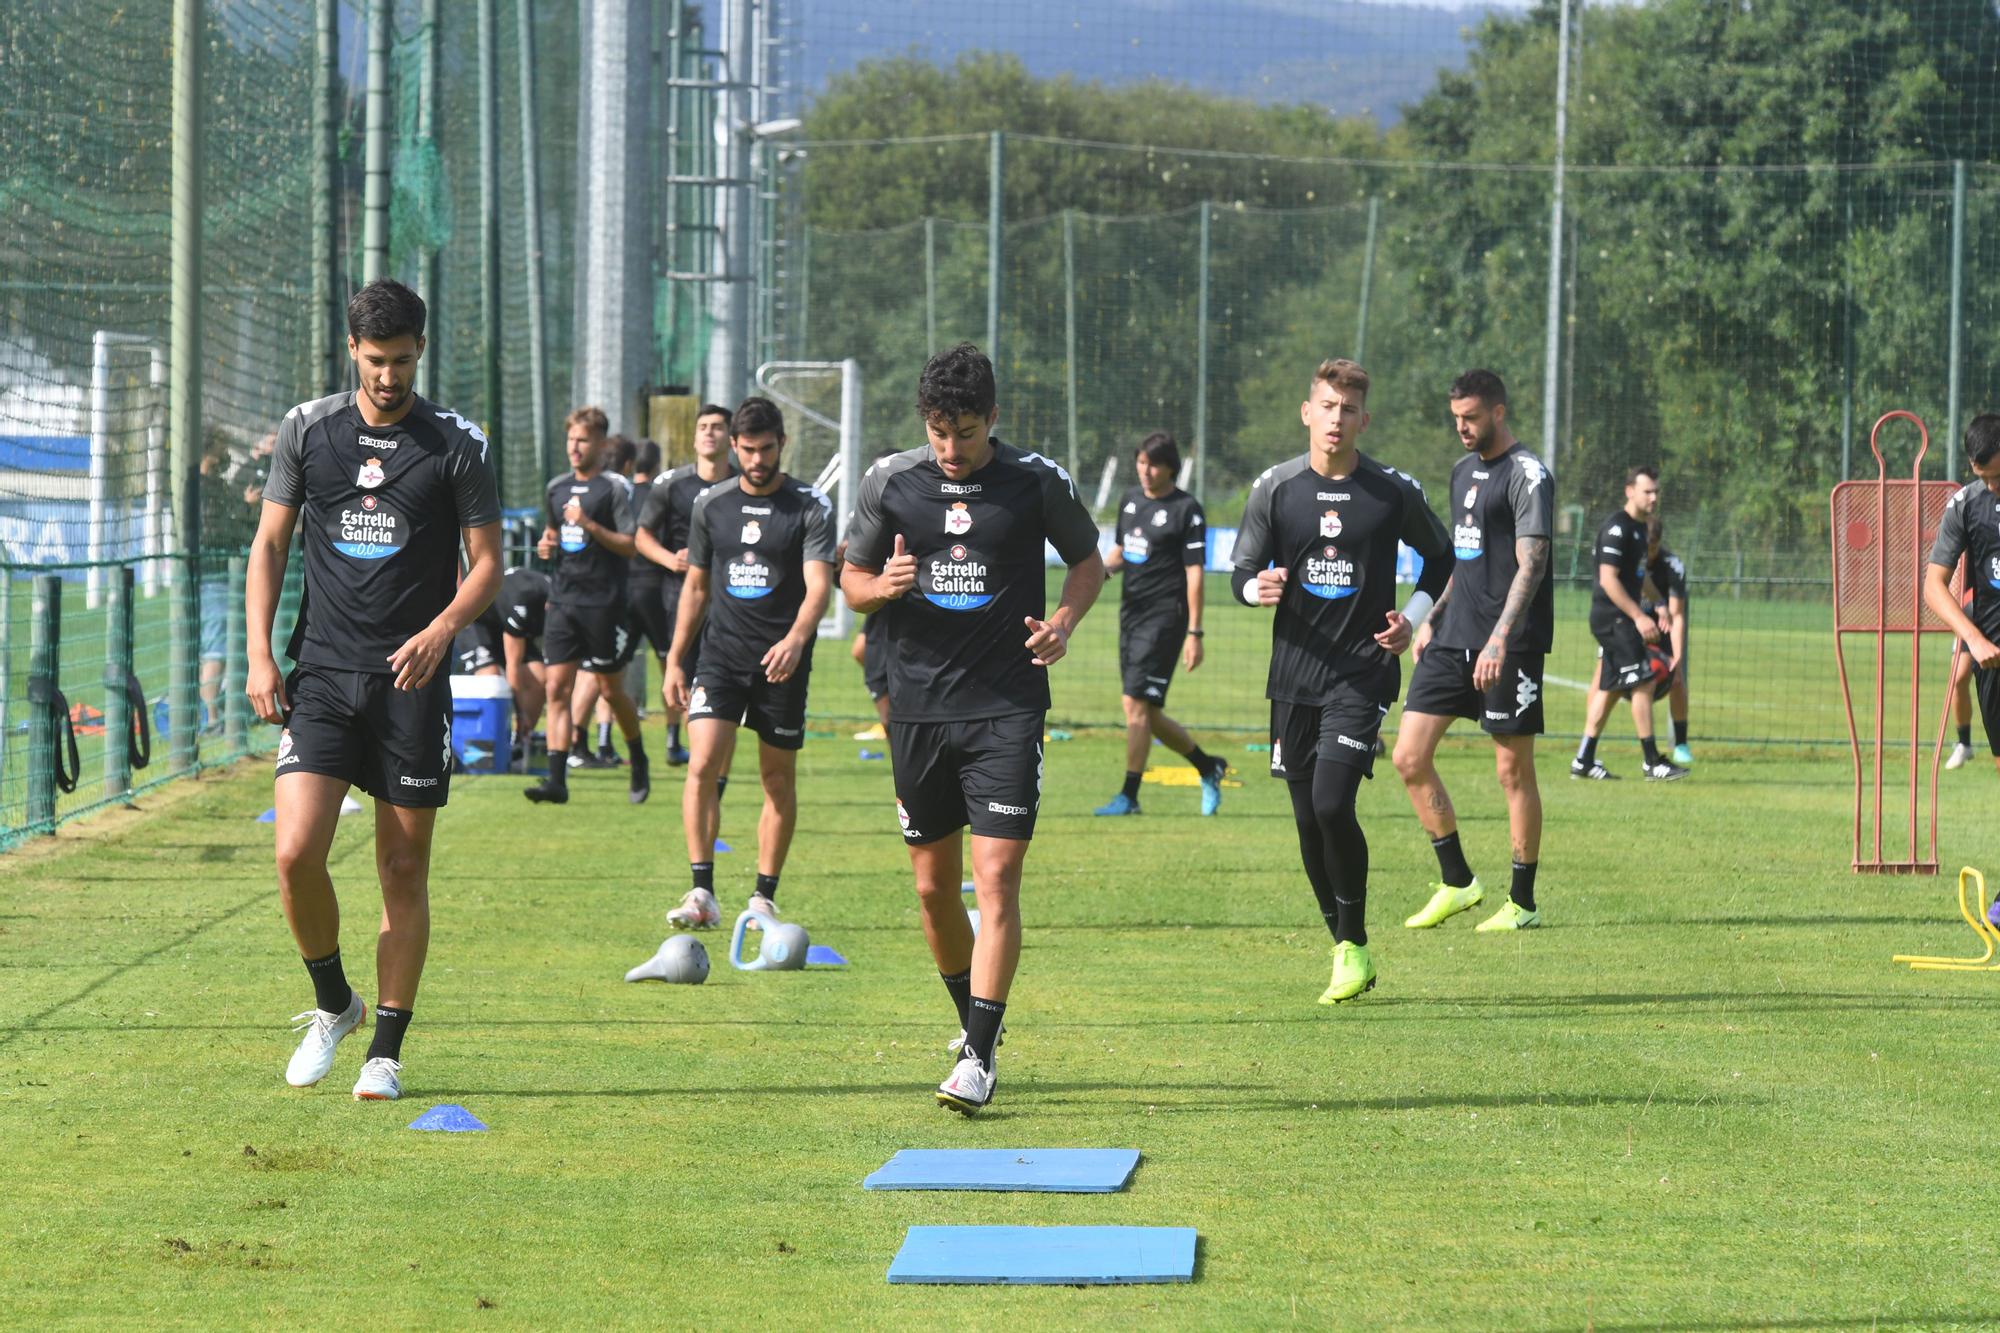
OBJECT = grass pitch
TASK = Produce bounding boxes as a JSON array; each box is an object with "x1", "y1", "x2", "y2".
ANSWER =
[{"x1": 5, "y1": 718, "x2": 1999, "y2": 1328}]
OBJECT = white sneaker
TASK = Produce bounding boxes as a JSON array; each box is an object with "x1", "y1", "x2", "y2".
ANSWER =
[
  {"x1": 745, "y1": 892, "x2": 779, "y2": 928},
  {"x1": 946, "y1": 1023, "x2": 1004, "y2": 1058},
  {"x1": 285, "y1": 992, "x2": 365, "y2": 1088},
  {"x1": 667, "y1": 887, "x2": 721, "y2": 929},
  {"x1": 937, "y1": 1056, "x2": 995, "y2": 1115},
  {"x1": 1946, "y1": 741, "x2": 1973, "y2": 770},
  {"x1": 352, "y1": 1056, "x2": 402, "y2": 1101}
]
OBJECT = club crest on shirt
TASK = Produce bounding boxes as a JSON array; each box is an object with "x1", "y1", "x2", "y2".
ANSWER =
[
  {"x1": 740, "y1": 520, "x2": 762, "y2": 545},
  {"x1": 1319, "y1": 509, "x2": 1342, "y2": 539},
  {"x1": 357, "y1": 458, "x2": 385, "y2": 489},
  {"x1": 945, "y1": 502, "x2": 973, "y2": 535},
  {"x1": 1463, "y1": 485, "x2": 1478, "y2": 510},
  {"x1": 1150, "y1": 509, "x2": 1168, "y2": 527}
]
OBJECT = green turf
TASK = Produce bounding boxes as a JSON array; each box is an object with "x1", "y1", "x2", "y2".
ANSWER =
[{"x1": 4, "y1": 719, "x2": 1999, "y2": 1328}]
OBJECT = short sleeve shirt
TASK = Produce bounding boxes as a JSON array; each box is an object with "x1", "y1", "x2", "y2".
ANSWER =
[
  {"x1": 1432, "y1": 446, "x2": 1555, "y2": 653},
  {"x1": 1930, "y1": 481, "x2": 2000, "y2": 639},
  {"x1": 264, "y1": 392, "x2": 501, "y2": 673},
  {"x1": 686, "y1": 477, "x2": 836, "y2": 678},
  {"x1": 845, "y1": 439, "x2": 1100, "y2": 722},
  {"x1": 1114, "y1": 484, "x2": 1207, "y2": 625},
  {"x1": 637, "y1": 461, "x2": 738, "y2": 591},
  {"x1": 1588, "y1": 508, "x2": 1648, "y2": 635},
  {"x1": 544, "y1": 470, "x2": 636, "y2": 608}
]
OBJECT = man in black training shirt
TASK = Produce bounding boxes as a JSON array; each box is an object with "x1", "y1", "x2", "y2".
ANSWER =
[
  {"x1": 523, "y1": 406, "x2": 651, "y2": 805},
  {"x1": 662, "y1": 398, "x2": 835, "y2": 932},
  {"x1": 1394, "y1": 370, "x2": 1554, "y2": 933},
  {"x1": 842, "y1": 343, "x2": 1105, "y2": 1115},
  {"x1": 1231, "y1": 358, "x2": 1452, "y2": 1006},
  {"x1": 245, "y1": 279, "x2": 502, "y2": 1103},
  {"x1": 1094, "y1": 431, "x2": 1230, "y2": 818},
  {"x1": 1574, "y1": 465, "x2": 1687, "y2": 782},
  {"x1": 1643, "y1": 516, "x2": 1694, "y2": 767},
  {"x1": 1924, "y1": 415, "x2": 2000, "y2": 791},
  {"x1": 497, "y1": 564, "x2": 550, "y2": 771},
  {"x1": 635, "y1": 403, "x2": 737, "y2": 768}
]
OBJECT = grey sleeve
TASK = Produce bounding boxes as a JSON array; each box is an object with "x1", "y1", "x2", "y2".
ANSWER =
[
  {"x1": 264, "y1": 409, "x2": 306, "y2": 507},
  {"x1": 1039, "y1": 460, "x2": 1101, "y2": 565},
  {"x1": 686, "y1": 490, "x2": 716, "y2": 571},
  {"x1": 608, "y1": 479, "x2": 637, "y2": 536},
  {"x1": 800, "y1": 488, "x2": 837, "y2": 563},
  {"x1": 844, "y1": 461, "x2": 893, "y2": 568},
  {"x1": 451, "y1": 440, "x2": 502, "y2": 528},
  {"x1": 1508, "y1": 457, "x2": 1554, "y2": 541},
  {"x1": 1231, "y1": 469, "x2": 1278, "y2": 573},
  {"x1": 1931, "y1": 490, "x2": 1969, "y2": 568},
  {"x1": 1181, "y1": 497, "x2": 1208, "y2": 565},
  {"x1": 637, "y1": 483, "x2": 672, "y2": 539}
]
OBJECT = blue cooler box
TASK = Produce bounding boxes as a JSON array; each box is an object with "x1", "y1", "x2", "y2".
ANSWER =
[{"x1": 449, "y1": 675, "x2": 512, "y2": 774}]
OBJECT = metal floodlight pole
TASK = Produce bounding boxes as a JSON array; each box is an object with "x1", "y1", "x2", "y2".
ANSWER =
[
  {"x1": 1355, "y1": 195, "x2": 1379, "y2": 362},
  {"x1": 1194, "y1": 200, "x2": 1211, "y2": 503},
  {"x1": 705, "y1": 0, "x2": 755, "y2": 404},
  {"x1": 1947, "y1": 158, "x2": 1966, "y2": 480},
  {"x1": 924, "y1": 217, "x2": 937, "y2": 355},
  {"x1": 362, "y1": 0, "x2": 390, "y2": 285},
  {"x1": 313, "y1": 0, "x2": 337, "y2": 395},
  {"x1": 478, "y1": 0, "x2": 504, "y2": 497},
  {"x1": 1063, "y1": 208, "x2": 1078, "y2": 478},
  {"x1": 416, "y1": 0, "x2": 440, "y2": 399},
  {"x1": 1539, "y1": 0, "x2": 1572, "y2": 470},
  {"x1": 987, "y1": 131, "x2": 1003, "y2": 363},
  {"x1": 517, "y1": 0, "x2": 552, "y2": 485},
  {"x1": 170, "y1": 0, "x2": 204, "y2": 776}
]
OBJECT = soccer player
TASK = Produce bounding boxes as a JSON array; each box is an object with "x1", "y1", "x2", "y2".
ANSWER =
[
  {"x1": 245, "y1": 278, "x2": 501, "y2": 1102},
  {"x1": 1644, "y1": 516, "x2": 1694, "y2": 766},
  {"x1": 452, "y1": 596, "x2": 505, "y2": 679},
  {"x1": 498, "y1": 564, "x2": 551, "y2": 771},
  {"x1": 1923, "y1": 414, "x2": 2000, "y2": 790},
  {"x1": 1394, "y1": 370, "x2": 1552, "y2": 933},
  {"x1": 841, "y1": 343, "x2": 1105, "y2": 1115},
  {"x1": 523, "y1": 407, "x2": 651, "y2": 805},
  {"x1": 1572, "y1": 465, "x2": 1687, "y2": 781},
  {"x1": 1094, "y1": 431, "x2": 1229, "y2": 818},
  {"x1": 635, "y1": 403, "x2": 737, "y2": 767},
  {"x1": 663, "y1": 397, "x2": 834, "y2": 930},
  {"x1": 1232, "y1": 358, "x2": 1452, "y2": 1004}
]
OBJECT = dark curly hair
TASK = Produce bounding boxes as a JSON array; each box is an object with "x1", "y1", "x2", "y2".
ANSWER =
[{"x1": 916, "y1": 342, "x2": 996, "y2": 425}]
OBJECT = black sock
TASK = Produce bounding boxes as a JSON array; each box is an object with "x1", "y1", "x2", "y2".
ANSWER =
[
  {"x1": 964, "y1": 996, "x2": 1006, "y2": 1069},
  {"x1": 1959, "y1": 723, "x2": 1972, "y2": 747},
  {"x1": 365, "y1": 1005, "x2": 412, "y2": 1062},
  {"x1": 754, "y1": 872, "x2": 779, "y2": 903},
  {"x1": 939, "y1": 968, "x2": 972, "y2": 1029},
  {"x1": 1335, "y1": 895, "x2": 1368, "y2": 947},
  {"x1": 1120, "y1": 771, "x2": 1143, "y2": 802},
  {"x1": 1186, "y1": 744, "x2": 1216, "y2": 774},
  {"x1": 546, "y1": 749, "x2": 569, "y2": 785},
  {"x1": 716, "y1": 774, "x2": 729, "y2": 802},
  {"x1": 596, "y1": 721, "x2": 612, "y2": 752},
  {"x1": 1576, "y1": 735, "x2": 1598, "y2": 766},
  {"x1": 1673, "y1": 720, "x2": 1689, "y2": 747},
  {"x1": 626, "y1": 733, "x2": 646, "y2": 763},
  {"x1": 1431, "y1": 831, "x2": 1474, "y2": 888},
  {"x1": 1291, "y1": 763, "x2": 1369, "y2": 945},
  {"x1": 302, "y1": 949, "x2": 352, "y2": 1016},
  {"x1": 667, "y1": 722, "x2": 681, "y2": 749},
  {"x1": 691, "y1": 861, "x2": 715, "y2": 893},
  {"x1": 1641, "y1": 736, "x2": 1663, "y2": 766},
  {"x1": 1511, "y1": 860, "x2": 1538, "y2": 911}
]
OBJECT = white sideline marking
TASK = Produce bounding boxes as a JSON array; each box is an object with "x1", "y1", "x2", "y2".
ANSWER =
[{"x1": 1546, "y1": 673, "x2": 1594, "y2": 692}]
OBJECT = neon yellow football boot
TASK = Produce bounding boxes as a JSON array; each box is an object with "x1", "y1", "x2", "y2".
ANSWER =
[
  {"x1": 1475, "y1": 901, "x2": 1543, "y2": 932},
  {"x1": 1404, "y1": 878, "x2": 1484, "y2": 929},
  {"x1": 1318, "y1": 940, "x2": 1377, "y2": 1004}
]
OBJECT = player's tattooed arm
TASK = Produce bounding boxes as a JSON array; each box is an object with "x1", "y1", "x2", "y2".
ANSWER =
[{"x1": 1476, "y1": 536, "x2": 1547, "y2": 688}]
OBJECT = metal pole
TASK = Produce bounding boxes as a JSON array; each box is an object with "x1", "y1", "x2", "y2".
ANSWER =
[
  {"x1": 170, "y1": 0, "x2": 204, "y2": 776},
  {"x1": 705, "y1": 0, "x2": 754, "y2": 404},
  {"x1": 27, "y1": 574, "x2": 61, "y2": 832},
  {"x1": 1354, "y1": 195, "x2": 1379, "y2": 362},
  {"x1": 1063, "y1": 208, "x2": 1078, "y2": 478},
  {"x1": 416, "y1": 0, "x2": 440, "y2": 399},
  {"x1": 1841, "y1": 193, "x2": 1854, "y2": 482},
  {"x1": 362, "y1": 0, "x2": 390, "y2": 285},
  {"x1": 313, "y1": 0, "x2": 336, "y2": 393},
  {"x1": 1947, "y1": 159, "x2": 1966, "y2": 480},
  {"x1": 1539, "y1": 0, "x2": 1572, "y2": 469},
  {"x1": 517, "y1": 0, "x2": 552, "y2": 486},
  {"x1": 145, "y1": 346, "x2": 165, "y2": 593},
  {"x1": 478, "y1": 0, "x2": 504, "y2": 498},
  {"x1": 1194, "y1": 201, "x2": 1211, "y2": 503},
  {"x1": 987, "y1": 131, "x2": 1003, "y2": 363},
  {"x1": 87, "y1": 332, "x2": 111, "y2": 609},
  {"x1": 105, "y1": 567, "x2": 133, "y2": 798},
  {"x1": 924, "y1": 216, "x2": 937, "y2": 355},
  {"x1": 834, "y1": 357, "x2": 862, "y2": 639},
  {"x1": 224, "y1": 554, "x2": 249, "y2": 750}
]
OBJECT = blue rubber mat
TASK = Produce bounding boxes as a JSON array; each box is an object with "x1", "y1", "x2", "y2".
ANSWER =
[
  {"x1": 886, "y1": 1225, "x2": 1196, "y2": 1285},
  {"x1": 864, "y1": 1148, "x2": 1139, "y2": 1192}
]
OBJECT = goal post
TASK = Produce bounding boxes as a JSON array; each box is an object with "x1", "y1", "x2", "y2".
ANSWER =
[{"x1": 752, "y1": 358, "x2": 861, "y2": 639}]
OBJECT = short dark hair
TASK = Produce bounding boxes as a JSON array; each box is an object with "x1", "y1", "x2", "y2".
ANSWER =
[
  {"x1": 730, "y1": 396, "x2": 785, "y2": 440},
  {"x1": 1136, "y1": 431, "x2": 1181, "y2": 474},
  {"x1": 696, "y1": 402, "x2": 733, "y2": 425},
  {"x1": 1625, "y1": 464, "x2": 1659, "y2": 487},
  {"x1": 346, "y1": 279, "x2": 426, "y2": 343},
  {"x1": 917, "y1": 343, "x2": 997, "y2": 424},
  {"x1": 606, "y1": 434, "x2": 637, "y2": 476},
  {"x1": 631, "y1": 438, "x2": 661, "y2": 477},
  {"x1": 1310, "y1": 357, "x2": 1370, "y2": 401},
  {"x1": 1966, "y1": 414, "x2": 2000, "y2": 468},
  {"x1": 1449, "y1": 369, "x2": 1507, "y2": 407}
]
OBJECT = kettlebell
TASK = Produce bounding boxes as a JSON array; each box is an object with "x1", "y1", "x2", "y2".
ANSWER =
[
  {"x1": 730, "y1": 910, "x2": 809, "y2": 971},
  {"x1": 624, "y1": 933, "x2": 710, "y2": 984}
]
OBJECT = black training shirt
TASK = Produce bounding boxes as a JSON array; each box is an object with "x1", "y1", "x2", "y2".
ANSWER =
[
  {"x1": 846, "y1": 439, "x2": 1101, "y2": 722},
  {"x1": 686, "y1": 477, "x2": 836, "y2": 678},
  {"x1": 1930, "y1": 481, "x2": 2000, "y2": 639},
  {"x1": 1433, "y1": 445, "x2": 1555, "y2": 653},
  {"x1": 544, "y1": 470, "x2": 636, "y2": 609},
  {"x1": 1589, "y1": 508, "x2": 1649, "y2": 634},
  {"x1": 1114, "y1": 484, "x2": 1207, "y2": 625},
  {"x1": 637, "y1": 461, "x2": 738, "y2": 592},
  {"x1": 265, "y1": 391, "x2": 500, "y2": 674},
  {"x1": 499, "y1": 565, "x2": 550, "y2": 639},
  {"x1": 1231, "y1": 452, "x2": 1453, "y2": 706}
]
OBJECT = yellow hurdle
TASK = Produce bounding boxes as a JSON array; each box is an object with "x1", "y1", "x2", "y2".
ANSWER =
[{"x1": 1893, "y1": 867, "x2": 2000, "y2": 971}]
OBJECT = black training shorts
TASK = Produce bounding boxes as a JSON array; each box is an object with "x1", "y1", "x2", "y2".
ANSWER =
[
  {"x1": 1119, "y1": 613, "x2": 1185, "y2": 706},
  {"x1": 1592, "y1": 615, "x2": 1654, "y2": 694},
  {"x1": 278, "y1": 664, "x2": 452, "y2": 808},
  {"x1": 452, "y1": 619, "x2": 501, "y2": 676},
  {"x1": 544, "y1": 600, "x2": 636, "y2": 673},
  {"x1": 888, "y1": 711, "x2": 1044, "y2": 843},
  {"x1": 1269, "y1": 685, "x2": 1389, "y2": 781},
  {"x1": 1975, "y1": 662, "x2": 2000, "y2": 756},
  {"x1": 1404, "y1": 646, "x2": 1545, "y2": 736},
  {"x1": 629, "y1": 581, "x2": 674, "y2": 658},
  {"x1": 687, "y1": 655, "x2": 813, "y2": 751}
]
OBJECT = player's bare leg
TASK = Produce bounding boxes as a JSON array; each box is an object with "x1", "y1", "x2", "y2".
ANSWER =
[
  {"x1": 525, "y1": 660, "x2": 578, "y2": 801},
  {"x1": 371, "y1": 801, "x2": 434, "y2": 1009},
  {"x1": 1473, "y1": 734, "x2": 1544, "y2": 930},
  {"x1": 503, "y1": 635, "x2": 545, "y2": 769},
  {"x1": 1394, "y1": 711, "x2": 1486, "y2": 927},
  {"x1": 275, "y1": 771, "x2": 364, "y2": 1088},
  {"x1": 667, "y1": 717, "x2": 733, "y2": 927},
  {"x1": 744, "y1": 739, "x2": 798, "y2": 919}
]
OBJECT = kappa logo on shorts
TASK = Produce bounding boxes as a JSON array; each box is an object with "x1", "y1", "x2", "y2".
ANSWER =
[
  {"x1": 1335, "y1": 734, "x2": 1368, "y2": 752},
  {"x1": 1269, "y1": 739, "x2": 1283, "y2": 773},
  {"x1": 275, "y1": 728, "x2": 299, "y2": 769},
  {"x1": 441, "y1": 717, "x2": 453, "y2": 770},
  {"x1": 986, "y1": 802, "x2": 1030, "y2": 817},
  {"x1": 400, "y1": 775, "x2": 439, "y2": 788},
  {"x1": 1515, "y1": 670, "x2": 1540, "y2": 716}
]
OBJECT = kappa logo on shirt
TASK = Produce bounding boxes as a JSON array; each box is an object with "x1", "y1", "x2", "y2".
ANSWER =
[
  {"x1": 1123, "y1": 501, "x2": 1137, "y2": 514},
  {"x1": 358, "y1": 434, "x2": 399, "y2": 452},
  {"x1": 1609, "y1": 524, "x2": 1623, "y2": 537},
  {"x1": 945, "y1": 502, "x2": 973, "y2": 535},
  {"x1": 357, "y1": 458, "x2": 385, "y2": 489}
]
